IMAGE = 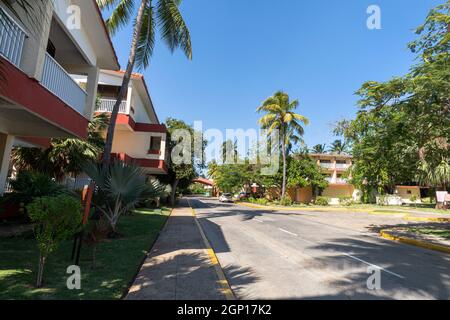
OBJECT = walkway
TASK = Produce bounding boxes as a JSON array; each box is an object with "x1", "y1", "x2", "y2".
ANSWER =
[{"x1": 126, "y1": 200, "x2": 225, "y2": 300}]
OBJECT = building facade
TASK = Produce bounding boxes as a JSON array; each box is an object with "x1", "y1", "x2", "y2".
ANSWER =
[
  {"x1": 0, "y1": 0, "x2": 119, "y2": 193},
  {"x1": 76, "y1": 70, "x2": 169, "y2": 175}
]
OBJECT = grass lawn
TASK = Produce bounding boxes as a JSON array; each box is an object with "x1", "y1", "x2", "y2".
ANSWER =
[
  {"x1": 407, "y1": 227, "x2": 450, "y2": 240},
  {"x1": 0, "y1": 207, "x2": 170, "y2": 300}
]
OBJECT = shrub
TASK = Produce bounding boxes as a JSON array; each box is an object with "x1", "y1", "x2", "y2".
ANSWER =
[
  {"x1": 27, "y1": 195, "x2": 82, "y2": 288},
  {"x1": 256, "y1": 198, "x2": 269, "y2": 206},
  {"x1": 280, "y1": 197, "x2": 293, "y2": 206},
  {"x1": 8, "y1": 171, "x2": 69, "y2": 215},
  {"x1": 315, "y1": 196, "x2": 329, "y2": 206},
  {"x1": 84, "y1": 161, "x2": 164, "y2": 235},
  {"x1": 339, "y1": 197, "x2": 354, "y2": 206}
]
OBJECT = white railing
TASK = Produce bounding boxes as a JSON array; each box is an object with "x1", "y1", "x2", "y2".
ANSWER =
[
  {"x1": 0, "y1": 7, "x2": 27, "y2": 67},
  {"x1": 335, "y1": 163, "x2": 350, "y2": 169},
  {"x1": 63, "y1": 177, "x2": 92, "y2": 191},
  {"x1": 335, "y1": 178, "x2": 348, "y2": 184},
  {"x1": 41, "y1": 52, "x2": 87, "y2": 115},
  {"x1": 96, "y1": 99, "x2": 127, "y2": 114},
  {"x1": 320, "y1": 162, "x2": 334, "y2": 169}
]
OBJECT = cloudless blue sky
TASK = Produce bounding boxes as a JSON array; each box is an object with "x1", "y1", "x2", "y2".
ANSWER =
[{"x1": 106, "y1": 0, "x2": 442, "y2": 151}]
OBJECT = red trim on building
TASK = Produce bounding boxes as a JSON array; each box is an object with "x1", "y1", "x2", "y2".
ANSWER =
[
  {"x1": 111, "y1": 153, "x2": 168, "y2": 174},
  {"x1": 134, "y1": 123, "x2": 167, "y2": 133},
  {"x1": 0, "y1": 57, "x2": 88, "y2": 139},
  {"x1": 114, "y1": 114, "x2": 167, "y2": 133}
]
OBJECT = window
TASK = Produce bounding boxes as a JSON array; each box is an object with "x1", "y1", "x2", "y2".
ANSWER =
[{"x1": 149, "y1": 136, "x2": 162, "y2": 152}]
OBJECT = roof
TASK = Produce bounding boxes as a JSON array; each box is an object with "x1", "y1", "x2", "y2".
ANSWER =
[
  {"x1": 102, "y1": 70, "x2": 160, "y2": 124},
  {"x1": 92, "y1": 0, "x2": 120, "y2": 70},
  {"x1": 309, "y1": 153, "x2": 353, "y2": 159}
]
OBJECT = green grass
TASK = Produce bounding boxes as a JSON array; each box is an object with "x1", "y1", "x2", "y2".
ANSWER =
[
  {"x1": 407, "y1": 227, "x2": 450, "y2": 240},
  {"x1": 0, "y1": 208, "x2": 170, "y2": 300}
]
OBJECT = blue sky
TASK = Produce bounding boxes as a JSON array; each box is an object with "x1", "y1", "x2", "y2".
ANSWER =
[{"x1": 106, "y1": 0, "x2": 442, "y2": 150}]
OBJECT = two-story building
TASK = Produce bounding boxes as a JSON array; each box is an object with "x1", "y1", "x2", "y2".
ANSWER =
[
  {"x1": 76, "y1": 70, "x2": 168, "y2": 176},
  {"x1": 0, "y1": 0, "x2": 120, "y2": 193},
  {"x1": 288, "y1": 153, "x2": 360, "y2": 204}
]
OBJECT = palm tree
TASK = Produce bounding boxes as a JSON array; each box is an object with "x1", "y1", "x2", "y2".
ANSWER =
[
  {"x1": 311, "y1": 144, "x2": 327, "y2": 154},
  {"x1": 97, "y1": 0, "x2": 192, "y2": 164},
  {"x1": 12, "y1": 113, "x2": 110, "y2": 180},
  {"x1": 329, "y1": 140, "x2": 348, "y2": 155},
  {"x1": 257, "y1": 91, "x2": 309, "y2": 199}
]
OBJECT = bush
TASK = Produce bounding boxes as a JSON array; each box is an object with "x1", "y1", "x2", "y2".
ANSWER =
[
  {"x1": 7, "y1": 171, "x2": 69, "y2": 215},
  {"x1": 280, "y1": 197, "x2": 293, "y2": 206},
  {"x1": 339, "y1": 197, "x2": 354, "y2": 206},
  {"x1": 256, "y1": 198, "x2": 269, "y2": 206},
  {"x1": 27, "y1": 195, "x2": 82, "y2": 288},
  {"x1": 315, "y1": 196, "x2": 329, "y2": 206}
]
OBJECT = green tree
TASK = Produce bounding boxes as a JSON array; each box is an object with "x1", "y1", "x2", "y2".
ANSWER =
[
  {"x1": 27, "y1": 195, "x2": 82, "y2": 288},
  {"x1": 287, "y1": 154, "x2": 328, "y2": 198},
  {"x1": 97, "y1": 0, "x2": 192, "y2": 164},
  {"x1": 257, "y1": 91, "x2": 309, "y2": 199},
  {"x1": 329, "y1": 140, "x2": 349, "y2": 155},
  {"x1": 311, "y1": 144, "x2": 327, "y2": 154},
  {"x1": 160, "y1": 118, "x2": 205, "y2": 206},
  {"x1": 341, "y1": 3, "x2": 450, "y2": 200}
]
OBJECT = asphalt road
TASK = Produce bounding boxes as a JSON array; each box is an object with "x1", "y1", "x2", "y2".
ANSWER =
[{"x1": 188, "y1": 197, "x2": 450, "y2": 300}]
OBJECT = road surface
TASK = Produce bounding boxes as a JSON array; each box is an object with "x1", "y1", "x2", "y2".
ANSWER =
[{"x1": 189, "y1": 197, "x2": 450, "y2": 300}]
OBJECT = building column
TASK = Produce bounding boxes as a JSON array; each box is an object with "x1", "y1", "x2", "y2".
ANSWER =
[
  {"x1": 126, "y1": 87, "x2": 133, "y2": 115},
  {"x1": 19, "y1": 0, "x2": 54, "y2": 81},
  {"x1": 83, "y1": 65, "x2": 100, "y2": 120},
  {"x1": 0, "y1": 134, "x2": 15, "y2": 196}
]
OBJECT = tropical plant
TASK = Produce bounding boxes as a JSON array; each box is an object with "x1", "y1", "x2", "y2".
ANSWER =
[
  {"x1": 12, "y1": 113, "x2": 109, "y2": 180},
  {"x1": 257, "y1": 91, "x2": 309, "y2": 199},
  {"x1": 315, "y1": 196, "x2": 329, "y2": 206},
  {"x1": 329, "y1": 139, "x2": 348, "y2": 155},
  {"x1": 27, "y1": 195, "x2": 82, "y2": 288},
  {"x1": 7, "y1": 171, "x2": 70, "y2": 212},
  {"x1": 311, "y1": 144, "x2": 327, "y2": 154},
  {"x1": 84, "y1": 160, "x2": 164, "y2": 234},
  {"x1": 97, "y1": 0, "x2": 192, "y2": 164}
]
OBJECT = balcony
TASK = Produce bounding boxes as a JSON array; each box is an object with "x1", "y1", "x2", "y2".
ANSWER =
[
  {"x1": 0, "y1": 7, "x2": 27, "y2": 68},
  {"x1": 40, "y1": 53, "x2": 87, "y2": 116},
  {"x1": 320, "y1": 162, "x2": 334, "y2": 169},
  {"x1": 96, "y1": 99, "x2": 127, "y2": 114},
  {"x1": 335, "y1": 163, "x2": 350, "y2": 169}
]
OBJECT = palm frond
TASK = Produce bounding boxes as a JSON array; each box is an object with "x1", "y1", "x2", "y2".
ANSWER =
[
  {"x1": 135, "y1": 2, "x2": 156, "y2": 69},
  {"x1": 104, "y1": 0, "x2": 135, "y2": 36}
]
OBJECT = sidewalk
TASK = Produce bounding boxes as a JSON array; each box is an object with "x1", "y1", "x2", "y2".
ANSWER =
[{"x1": 126, "y1": 200, "x2": 225, "y2": 300}]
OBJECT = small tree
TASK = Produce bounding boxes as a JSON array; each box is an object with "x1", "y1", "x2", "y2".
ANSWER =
[{"x1": 27, "y1": 195, "x2": 82, "y2": 288}]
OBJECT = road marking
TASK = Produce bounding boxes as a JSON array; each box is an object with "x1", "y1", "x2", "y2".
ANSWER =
[
  {"x1": 343, "y1": 253, "x2": 405, "y2": 279},
  {"x1": 278, "y1": 228, "x2": 298, "y2": 237},
  {"x1": 254, "y1": 218, "x2": 264, "y2": 223}
]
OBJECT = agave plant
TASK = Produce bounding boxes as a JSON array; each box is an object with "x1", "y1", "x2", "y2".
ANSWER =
[{"x1": 84, "y1": 160, "x2": 164, "y2": 234}]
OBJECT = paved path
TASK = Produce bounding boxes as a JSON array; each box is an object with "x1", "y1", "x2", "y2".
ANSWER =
[
  {"x1": 126, "y1": 200, "x2": 224, "y2": 300},
  {"x1": 191, "y1": 197, "x2": 450, "y2": 300}
]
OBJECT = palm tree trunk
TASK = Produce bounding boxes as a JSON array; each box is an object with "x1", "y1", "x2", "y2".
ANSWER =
[
  {"x1": 36, "y1": 253, "x2": 46, "y2": 288},
  {"x1": 281, "y1": 139, "x2": 287, "y2": 199},
  {"x1": 170, "y1": 179, "x2": 180, "y2": 207},
  {"x1": 102, "y1": 0, "x2": 148, "y2": 165}
]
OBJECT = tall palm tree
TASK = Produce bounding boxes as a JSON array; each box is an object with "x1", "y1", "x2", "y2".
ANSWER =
[
  {"x1": 257, "y1": 91, "x2": 309, "y2": 199},
  {"x1": 311, "y1": 144, "x2": 327, "y2": 154},
  {"x1": 329, "y1": 140, "x2": 348, "y2": 155},
  {"x1": 97, "y1": 0, "x2": 192, "y2": 164}
]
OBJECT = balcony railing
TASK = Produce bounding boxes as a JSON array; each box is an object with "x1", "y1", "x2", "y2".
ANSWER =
[
  {"x1": 41, "y1": 52, "x2": 87, "y2": 115},
  {"x1": 320, "y1": 162, "x2": 334, "y2": 169},
  {"x1": 335, "y1": 163, "x2": 350, "y2": 169},
  {"x1": 96, "y1": 99, "x2": 127, "y2": 114},
  {"x1": 0, "y1": 7, "x2": 27, "y2": 67}
]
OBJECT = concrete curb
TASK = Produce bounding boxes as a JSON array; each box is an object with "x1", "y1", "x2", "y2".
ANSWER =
[
  {"x1": 380, "y1": 230, "x2": 450, "y2": 255},
  {"x1": 187, "y1": 200, "x2": 236, "y2": 300}
]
